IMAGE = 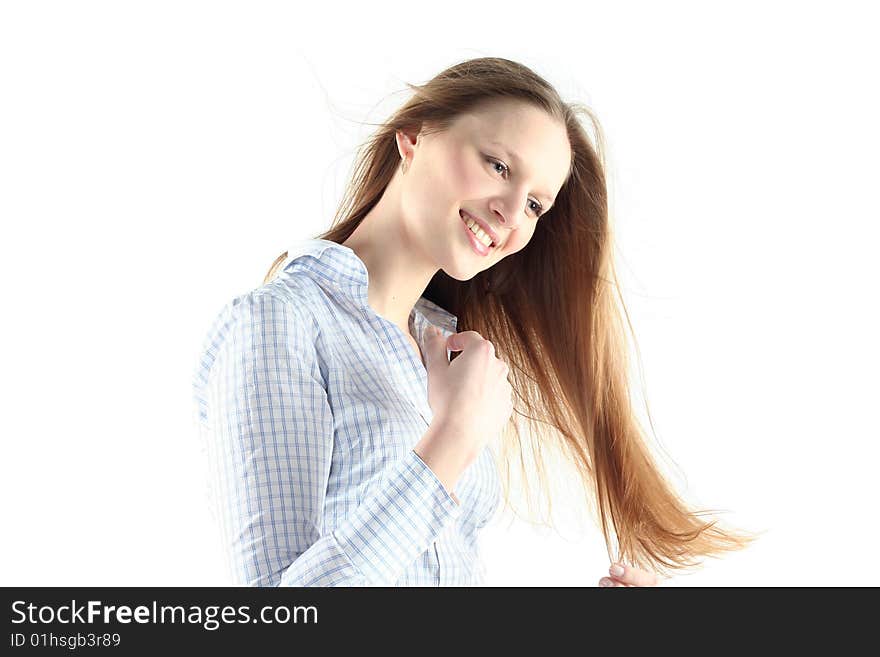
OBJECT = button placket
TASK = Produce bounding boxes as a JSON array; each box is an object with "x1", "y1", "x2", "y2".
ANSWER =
[
  {"x1": 362, "y1": 307, "x2": 433, "y2": 429},
  {"x1": 434, "y1": 539, "x2": 443, "y2": 586}
]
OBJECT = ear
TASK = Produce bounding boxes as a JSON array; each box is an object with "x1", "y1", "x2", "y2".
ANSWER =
[{"x1": 396, "y1": 127, "x2": 420, "y2": 160}]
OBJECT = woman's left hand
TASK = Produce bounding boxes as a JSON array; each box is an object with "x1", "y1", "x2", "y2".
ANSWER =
[{"x1": 599, "y1": 562, "x2": 663, "y2": 587}]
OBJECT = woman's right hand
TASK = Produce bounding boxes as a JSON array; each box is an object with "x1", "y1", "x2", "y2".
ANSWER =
[{"x1": 420, "y1": 327, "x2": 514, "y2": 467}]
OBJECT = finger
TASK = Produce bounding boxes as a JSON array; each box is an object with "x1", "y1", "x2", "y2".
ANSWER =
[
  {"x1": 422, "y1": 326, "x2": 451, "y2": 369},
  {"x1": 598, "y1": 577, "x2": 626, "y2": 588},
  {"x1": 609, "y1": 562, "x2": 660, "y2": 587},
  {"x1": 446, "y1": 330, "x2": 484, "y2": 352}
]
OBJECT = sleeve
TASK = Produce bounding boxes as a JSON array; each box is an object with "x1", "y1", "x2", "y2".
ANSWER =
[{"x1": 192, "y1": 290, "x2": 463, "y2": 587}]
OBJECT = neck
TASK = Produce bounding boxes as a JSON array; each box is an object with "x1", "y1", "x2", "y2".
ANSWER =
[{"x1": 342, "y1": 182, "x2": 438, "y2": 332}]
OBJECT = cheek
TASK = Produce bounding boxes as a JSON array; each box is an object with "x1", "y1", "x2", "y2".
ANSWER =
[{"x1": 446, "y1": 147, "x2": 484, "y2": 196}]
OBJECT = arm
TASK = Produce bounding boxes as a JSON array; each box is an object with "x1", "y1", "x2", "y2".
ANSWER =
[{"x1": 193, "y1": 291, "x2": 463, "y2": 586}]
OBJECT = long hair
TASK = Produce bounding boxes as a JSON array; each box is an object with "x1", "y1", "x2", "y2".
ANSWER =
[{"x1": 262, "y1": 57, "x2": 761, "y2": 577}]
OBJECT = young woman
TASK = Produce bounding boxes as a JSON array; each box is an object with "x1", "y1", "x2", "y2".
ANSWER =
[{"x1": 192, "y1": 56, "x2": 758, "y2": 587}]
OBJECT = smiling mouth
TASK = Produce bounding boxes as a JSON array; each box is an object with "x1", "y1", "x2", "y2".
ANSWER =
[{"x1": 460, "y1": 210, "x2": 497, "y2": 250}]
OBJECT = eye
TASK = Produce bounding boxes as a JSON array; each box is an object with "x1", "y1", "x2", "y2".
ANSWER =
[{"x1": 485, "y1": 156, "x2": 544, "y2": 218}]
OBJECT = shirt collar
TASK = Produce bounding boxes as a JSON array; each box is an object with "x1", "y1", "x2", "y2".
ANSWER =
[{"x1": 280, "y1": 238, "x2": 459, "y2": 334}]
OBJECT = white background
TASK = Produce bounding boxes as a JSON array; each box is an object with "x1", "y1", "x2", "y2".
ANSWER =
[{"x1": 2, "y1": 1, "x2": 877, "y2": 586}]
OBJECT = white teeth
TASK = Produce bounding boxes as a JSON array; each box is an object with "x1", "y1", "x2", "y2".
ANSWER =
[{"x1": 463, "y1": 215, "x2": 493, "y2": 248}]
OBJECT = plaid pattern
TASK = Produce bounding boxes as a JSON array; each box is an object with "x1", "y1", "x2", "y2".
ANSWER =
[{"x1": 192, "y1": 239, "x2": 501, "y2": 586}]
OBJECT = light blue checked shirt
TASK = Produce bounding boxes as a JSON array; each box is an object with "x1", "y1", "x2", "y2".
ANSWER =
[{"x1": 192, "y1": 238, "x2": 501, "y2": 586}]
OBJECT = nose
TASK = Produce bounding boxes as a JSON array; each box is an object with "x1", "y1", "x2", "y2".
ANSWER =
[{"x1": 490, "y1": 196, "x2": 524, "y2": 231}]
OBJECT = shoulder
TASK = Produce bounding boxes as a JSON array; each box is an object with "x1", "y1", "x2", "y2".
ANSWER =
[
  {"x1": 207, "y1": 284, "x2": 308, "y2": 338},
  {"x1": 216, "y1": 269, "x2": 332, "y2": 333},
  {"x1": 193, "y1": 280, "x2": 320, "y2": 383}
]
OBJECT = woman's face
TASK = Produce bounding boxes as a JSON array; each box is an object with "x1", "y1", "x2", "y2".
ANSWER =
[{"x1": 400, "y1": 98, "x2": 572, "y2": 281}]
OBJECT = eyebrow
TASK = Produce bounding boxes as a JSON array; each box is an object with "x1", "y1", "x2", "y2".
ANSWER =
[{"x1": 489, "y1": 140, "x2": 555, "y2": 206}]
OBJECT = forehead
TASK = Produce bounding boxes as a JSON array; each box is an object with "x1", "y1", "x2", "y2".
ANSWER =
[{"x1": 452, "y1": 99, "x2": 552, "y2": 138}]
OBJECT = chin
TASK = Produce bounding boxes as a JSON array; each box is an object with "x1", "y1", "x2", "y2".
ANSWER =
[
  {"x1": 437, "y1": 257, "x2": 479, "y2": 282},
  {"x1": 443, "y1": 270, "x2": 477, "y2": 282},
  {"x1": 439, "y1": 230, "x2": 499, "y2": 281},
  {"x1": 443, "y1": 260, "x2": 491, "y2": 282},
  {"x1": 438, "y1": 260, "x2": 474, "y2": 281}
]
